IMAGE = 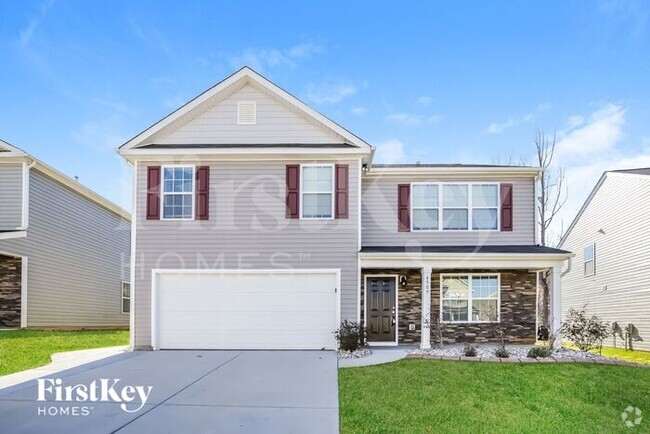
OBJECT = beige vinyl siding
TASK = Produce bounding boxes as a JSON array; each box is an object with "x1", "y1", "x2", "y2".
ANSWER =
[
  {"x1": 0, "y1": 163, "x2": 24, "y2": 229},
  {"x1": 133, "y1": 160, "x2": 359, "y2": 348},
  {"x1": 561, "y1": 173, "x2": 650, "y2": 351},
  {"x1": 157, "y1": 85, "x2": 343, "y2": 145},
  {"x1": 361, "y1": 173, "x2": 536, "y2": 246},
  {"x1": 0, "y1": 169, "x2": 131, "y2": 327}
]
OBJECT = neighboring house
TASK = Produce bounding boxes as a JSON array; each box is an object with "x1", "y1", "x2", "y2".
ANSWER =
[
  {"x1": 0, "y1": 140, "x2": 131, "y2": 329},
  {"x1": 560, "y1": 168, "x2": 650, "y2": 351},
  {"x1": 118, "y1": 67, "x2": 571, "y2": 351}
]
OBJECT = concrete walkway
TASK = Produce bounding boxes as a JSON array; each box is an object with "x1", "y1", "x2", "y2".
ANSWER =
[
  {"x1": 339, "y1": 346, "x2": 415, "y2": 368},
  {"x1": 0, "y1": 345, "x2": 129, "y2": 390}
]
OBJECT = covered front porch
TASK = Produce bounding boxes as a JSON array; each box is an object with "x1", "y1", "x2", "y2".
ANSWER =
[{"x1": 359, "y1": 245, "x2": 572, "y2": 349}]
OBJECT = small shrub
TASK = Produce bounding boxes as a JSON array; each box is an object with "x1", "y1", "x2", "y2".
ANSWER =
[
  {"x1": 527, "y1": 345, "x2": 552, "y2": 358},
  {"x1": 495, "y1": 347, "x2": 510, "y2": 358},
  {"x1": 334, "y1": 320, "x2": 365, "y2": 351},
  {"x1": 561, "y1": 306, "x2": 610, "y2": 352},
  {"x1": 463, "y1": 344, "x2": 477, "y2": 357}
]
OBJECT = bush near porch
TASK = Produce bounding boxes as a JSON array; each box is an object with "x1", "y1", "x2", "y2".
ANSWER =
[{"x1": 339, "y1": 359, "x2": 650, "y2": 433}]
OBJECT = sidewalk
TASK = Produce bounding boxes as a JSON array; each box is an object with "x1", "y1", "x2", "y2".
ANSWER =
[{"x1": 0, "y1": 345, "x2": 129, "y2": 390}]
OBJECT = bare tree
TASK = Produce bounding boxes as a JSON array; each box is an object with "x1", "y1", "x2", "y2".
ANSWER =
[{"x1": 536, "y1": 129, "x2": 568, "y2": 331}]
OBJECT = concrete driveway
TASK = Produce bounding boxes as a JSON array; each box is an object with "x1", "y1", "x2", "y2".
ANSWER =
[{"x1": 0, "y1": 350, "x2": 339, "y2": 433}]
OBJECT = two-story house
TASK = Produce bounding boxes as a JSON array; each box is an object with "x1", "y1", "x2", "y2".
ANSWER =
[
  {"x1": 560, "y1": 168, "x2": 650, "y2": 351},
  {"x1": 0, "y1": 139, "x2": 130, "y2": 329},
  {"x1": 118, "y1": 67, "x2": 571, "y2": 351}
]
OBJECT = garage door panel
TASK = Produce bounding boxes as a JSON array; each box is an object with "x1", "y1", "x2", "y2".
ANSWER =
[{"x1": 154, "y1": 271, "x2": 338, "y2": 350}]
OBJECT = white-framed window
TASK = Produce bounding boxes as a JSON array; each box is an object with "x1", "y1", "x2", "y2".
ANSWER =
[
  {"x1": 411, "y1": 183, "x2": 500, "y2": 231},
  {"x1": 412, "y1": 184, "x2": 439, "y2": 230},
  {"x1": 472, "y1": 184, "x2": 499, "y2": 230},
  {"x1": 121, "y1": 281, "x2": 130, "y2": 314},
  {"x1": 584, "y1": 243, "x2": 596, "y2": 276},
  {"x1": 441, "y1": 274, "x2": 500, "y2": 322},
  {"x1": 162, "y1": 166, "x2": 194, "y2": 220},
  {"x1": 301, "y1": 164, "x2": 334, "y2": 219}
]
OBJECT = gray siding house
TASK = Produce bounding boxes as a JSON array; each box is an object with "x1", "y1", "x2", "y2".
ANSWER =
[
  {"x1": 560, "y1": 169, "x2": 650, "y2": 351},
  {"x1": 118, "y1": 67, "x2": 571, "y2": 351},
  {"x1": 0, "y1": 140, "x2": 131, "y2": 329}
]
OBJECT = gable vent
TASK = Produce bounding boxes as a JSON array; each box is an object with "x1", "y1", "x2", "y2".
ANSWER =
[{"x1": 237, "y1": 101, "x2": 257, "y2": 125}]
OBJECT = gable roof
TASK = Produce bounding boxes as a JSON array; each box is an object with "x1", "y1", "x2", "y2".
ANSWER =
[
  {"x1": 118, "y1": 67, "x2": 373, "y2": 154},
  {"x1": 0, "y1": 139, "x2": 130, "y2": 220},
  {"x1": 558, "y1": 168, "x2": 650, "y2": 247}
]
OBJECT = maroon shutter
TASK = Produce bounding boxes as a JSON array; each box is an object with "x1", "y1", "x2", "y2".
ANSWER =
[
  {"x1": 500, "y1": 183, "x2": 513, "y2": 231},
  {"x1": 286, "y1": 165, "x2": 300, "y2": 218},
  {"x1": 195, "y1": 166, "x2": 210, "y2": 220},
  {"x1": 335, "y1": 164, "x2": 349, "y2": 219},
  {"x1": 146, "y1": 166, "x2": 161, "y2": 220},
  {"x1": 397, "y1": 184, "x2": 410, "y2": 232}
]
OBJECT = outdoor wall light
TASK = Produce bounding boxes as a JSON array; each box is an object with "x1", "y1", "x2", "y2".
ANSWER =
[{"x1": 399, "y1": 275, "x2": 407, "y2": 287}]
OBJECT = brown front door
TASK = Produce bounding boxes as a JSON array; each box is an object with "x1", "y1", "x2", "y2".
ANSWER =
[{"x1": 366, "y1": 277, "x2": 396, "y2": 342}]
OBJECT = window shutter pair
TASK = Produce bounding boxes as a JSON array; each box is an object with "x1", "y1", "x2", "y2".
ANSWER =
[
  {"x1": 285, "y1": 164, "x2": 349, "y2": 219},
  {"x1": 146, "y1": 166, "x2": 210, "y2": 220},
  {"x1": 396, "y1": 183, "x2": 514, "y2": 232}
]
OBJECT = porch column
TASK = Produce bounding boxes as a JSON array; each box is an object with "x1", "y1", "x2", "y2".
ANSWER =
[
  {"x1": 420, "y1": 266, "x2": 432, "y2": 350},
  {"x1": 550, "y1": 265, "x2": 562, "y2": 348}
]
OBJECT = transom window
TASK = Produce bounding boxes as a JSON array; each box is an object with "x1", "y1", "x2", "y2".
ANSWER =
[
  {"x1": 162, "y1": 166, "x2": 194, "y2": 220},
  {"x1": 411, "y1": 183, "x2": 499, "y2": 231},
  {"x1": 301, "y1": 165, "x2": 334, "y2": 219},
  {"x1": 121, "y1": 281, "x2": 130, "y2": 314},
  {"x1": 441, "y1": 274, "x2": 500, "y2": 322},
  {"x1": 584, "y1": 243, "x2": 595, "y2": 276}
]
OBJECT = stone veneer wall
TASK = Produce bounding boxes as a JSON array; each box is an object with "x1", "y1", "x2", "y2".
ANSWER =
[
  {"x1": 0, "y1": 255, "x2": 21, "y2": 328},
  {"x1": 361, "y1": 268, "x2": 537, "y2": 345}
]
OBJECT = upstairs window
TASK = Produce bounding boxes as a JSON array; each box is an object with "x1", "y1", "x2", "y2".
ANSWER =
[
  {"x1": 162, "y1": 166, "x2": 194, "y2": 220},
  {"x1": 411, "y1": 183, "x2": 499, "y2": 231},
  {"x1": 301, "y1": 165, "x2": 334, "y2": 219},
  {"x1": 584, "y1": 243, "x2": 596, "y2": 276},
  {"x1": 472, "y1": 184, "x2": 499, "y2": 230},
  {"x1": 412, "y1": 184, "x2": 439, "y2": 230}
]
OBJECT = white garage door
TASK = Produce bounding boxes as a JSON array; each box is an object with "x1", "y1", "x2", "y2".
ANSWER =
[{"x1": 153, "y1": 270, "x2": 339, "y2": 350}]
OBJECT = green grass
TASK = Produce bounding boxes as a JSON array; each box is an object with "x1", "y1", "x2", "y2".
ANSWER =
[
  {"x1": 339, "y1": 359, "x2": 650, "y2": 433},
  {"x1": 564, "y1": 344, "x2": 650, "y2": 365},
  {"x1": 0, "y1": 330, "x2": 129, "y2": 376}
]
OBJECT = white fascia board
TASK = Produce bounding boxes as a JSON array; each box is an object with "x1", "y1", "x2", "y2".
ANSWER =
[
  {"x1": 366, "y1": 166, "x2": 542, "y2": 177},
  {"x1": 0, "y1": 231, "x2": 27, "y2": 240},
  {"x1": 121, "y1": 149, "x2": 372, "y2": 164}
]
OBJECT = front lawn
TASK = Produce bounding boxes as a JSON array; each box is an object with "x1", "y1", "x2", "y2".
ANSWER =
[
  {"x1": 339, "y1": 359, "x2": 650, "y2": 433},
  {"x1": 0, "y1": 330, "x2": 129, "y2": 376}
]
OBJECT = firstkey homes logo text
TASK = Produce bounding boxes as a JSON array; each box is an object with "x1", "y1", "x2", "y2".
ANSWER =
[{"x1": 36, "y1": 378, "x2": 153, "y2": 416}]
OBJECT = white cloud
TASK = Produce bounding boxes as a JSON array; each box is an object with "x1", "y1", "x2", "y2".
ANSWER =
[
  {"x1": 486, "y1": 118, "x2": 516, "y2": 134},
  {"x1": 351, "y1": 107, "x2": 367, "y2": 116},
  {"x1": 543, "y1": 103, "x2": 650, "y2": 244},
  {"x1": 305, "y1": 81, "x2": 359, "y2": 104},
  {"x1": 374, "y1": 139, "x2": 407, "y2": 164},
  {"x1": 556, "y1": 104, "x2": 626, "y2": 157},
  {"x1": 417, "y1": 96, "x2": 433, "y2": 106},
  {"x1": 386, "y1": 113, "x2": 441, "y2": 127},
  {"x1": 18, "y1": 0, "x2": 53, "y2": 48},
  {"x1": 72, "y1": 115, "x2": 128, "y2": 152},
  {"x1": 486, "y1": 103, "x2": 552, "y2": 134},
  {"x1": 229, "y1": 42, "x2": 325, "y2": 71}
]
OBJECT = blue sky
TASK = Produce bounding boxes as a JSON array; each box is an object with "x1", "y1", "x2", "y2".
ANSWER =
[{"x1": 1, "y1": 0, "x2": 649, "y2": 239}]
